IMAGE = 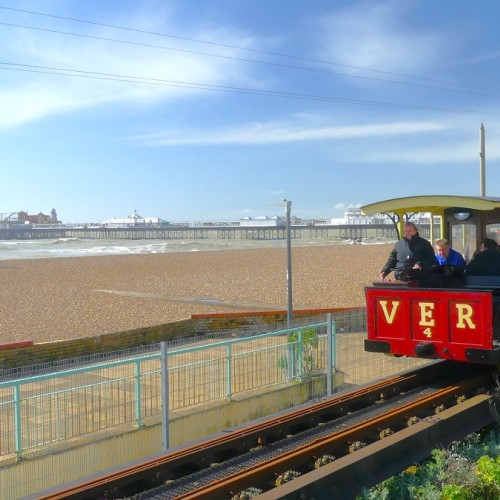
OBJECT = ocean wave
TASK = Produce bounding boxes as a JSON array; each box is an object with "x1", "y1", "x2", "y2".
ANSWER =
[
  {"x1": 52, "y1": 238, "x2": 81, "y2": 244},
  {"x1": 0, "y1": 235, "x2": 395, "y2": 260}
]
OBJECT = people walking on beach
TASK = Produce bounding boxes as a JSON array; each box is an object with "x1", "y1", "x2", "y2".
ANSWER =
[
  {"x1": 434, "y1": 239, "x2": 466, "y2": 268},
  {"x1": 380, "y1": 222, "x2": 436, "y2": 281}
]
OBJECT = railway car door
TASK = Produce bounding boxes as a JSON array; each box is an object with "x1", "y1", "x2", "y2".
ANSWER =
[
  {"x1": 450, "y1": 223, "x2": 476, "y2": 262},
  {"x1": 485, "y1": 223, "x2": 500, "y2": 246}
]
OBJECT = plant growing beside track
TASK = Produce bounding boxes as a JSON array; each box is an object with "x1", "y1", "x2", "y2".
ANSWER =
[
  {"x1": 277, "y1": 328, "x2": 320, "y2": 378},
  {"x1": 357, "y1": 426, "x2": 500, "y2": 499}
]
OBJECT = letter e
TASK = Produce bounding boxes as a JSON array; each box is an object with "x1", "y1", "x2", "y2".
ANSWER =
[{"x1": 419, "y1": 302, "x2": 435, "y2": 327}]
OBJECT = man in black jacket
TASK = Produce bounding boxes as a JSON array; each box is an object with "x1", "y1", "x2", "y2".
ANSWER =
[
  {"x1": 466, "y1": 238, "x2": 500, "y2": 276},
  {"x1": 380, "y1": 222, "x2": 436, "y2": 281}
]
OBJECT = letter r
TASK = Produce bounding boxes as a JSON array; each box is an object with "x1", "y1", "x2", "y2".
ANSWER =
[{"x1": 456, "y1": 304, "x2": 476, "y2": 329}]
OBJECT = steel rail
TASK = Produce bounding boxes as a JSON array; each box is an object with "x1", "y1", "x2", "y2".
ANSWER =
[
  {"x1": 32, "y1": 371, "x2": 421, "y2": 500},
  {"x1": 172, "y1": 368, "x2": 494, "y2": 499},
  {"x1": 31, "y1": 362, "x2": 493, "y2": 500},
  {"x1": 258, "y1": 394, "x2": 493, "y2": 500}
]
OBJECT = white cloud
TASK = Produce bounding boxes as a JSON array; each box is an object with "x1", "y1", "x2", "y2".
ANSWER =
[
  {"x1": 136, "y1": 119, "x2": 446, "y2": 146},
  {"x1": 317, "y1": 1, "x2": 443, "y2": 76},
  {"x1": 362, "y1": 138, "x2": 500, "y2": 164},
  {"x1": 252, "y1": 189, "x2": 286, "y2": 196},
  {"x1": 0, "y1": 4, "x2": 261, "y2": 129},
  {"x1": 334, "y1": 202, "x2": 361, "y2": 210}
]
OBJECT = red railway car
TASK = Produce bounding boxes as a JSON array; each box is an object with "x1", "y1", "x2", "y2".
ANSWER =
[{"x1": 362, "y1": 195, "x2": 500, "y2": 364}]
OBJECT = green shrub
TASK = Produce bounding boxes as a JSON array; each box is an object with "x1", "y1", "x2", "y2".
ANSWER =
[{"x1": 357, "y1": 427, "x2": 500, "y2": 500}]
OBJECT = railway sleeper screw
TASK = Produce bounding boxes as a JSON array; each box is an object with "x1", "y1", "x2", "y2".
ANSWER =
[
  {"x1": 231, "y1": 487, "x2": 263, "y2": 499},
  {"x1": 349, "y1": 441, "x2": 366, "y2": 453},
  {"x1": 314, "y1": 454, "x2": 336, "y2": 468},
  {"x1": 379, "y1": 428, "x2": 394, "y2": 439},
  {"x1": 407, "y1": 416, "x2": 421, "y2": 426},
  {"x1": 456, "y1": 395, "x2": 467, "y2": 404},
  {"x1": 435, "y1": 404, "x2": 446, "y2": 414},
  {"x1": 275, "y1": 470, "x2": 302, "y2": 486}
]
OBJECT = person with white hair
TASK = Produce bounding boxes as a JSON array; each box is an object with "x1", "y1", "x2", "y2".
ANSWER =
[{"x1": 434, "y1": 238, "x2": 466, "y2": 268}]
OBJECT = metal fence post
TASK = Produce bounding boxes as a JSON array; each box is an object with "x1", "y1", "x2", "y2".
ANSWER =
[
  {"x1": 332, "y1": 318, "x2": 337, "y2": 369},
  {"x1": 161, "y1": 341, "x2": 170, "y2": 451},
  {"x1": 326, "y1": 314, "x2": 336, "y2": 396},
  {"x1": 226, "y1": 344, "x2": 232, "y2": 400},
  {"x1": 14, "y1": 384, "x2": 23, "y2": 460},
  {"x1": 13, "y1": 383, "x2": 22, "y2": 459},
  {"x1": 287, "y1": 327, "x2": 296, "y2": 380},
  {"x1": 134, "y1": 360, "x2": 144, "y2": 428},
  {"x1": 297, "y1": 329, "x2": 303, "y2": 379}
]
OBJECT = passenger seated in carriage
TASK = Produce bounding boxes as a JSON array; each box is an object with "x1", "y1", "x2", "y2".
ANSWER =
[
  {"x1": 466, "y1": 238, "x2": 500, "y2": 276},
  {"x1": 434, "y1": 238, "x2": 466, "y2": 268}
]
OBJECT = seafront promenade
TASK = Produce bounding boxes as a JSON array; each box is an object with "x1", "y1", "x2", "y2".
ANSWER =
[{"x1": 0, "y1": 223, "x2": 408, "y2": 241}]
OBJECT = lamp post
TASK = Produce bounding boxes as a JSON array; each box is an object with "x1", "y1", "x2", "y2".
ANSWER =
[{"x1": 270, "y1": 199, "x2": 293, "y2": 330}]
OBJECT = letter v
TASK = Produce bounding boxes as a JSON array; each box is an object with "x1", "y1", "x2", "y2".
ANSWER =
[{"x1": 379, "y1": 300, "x2": 400, "y2": 324}]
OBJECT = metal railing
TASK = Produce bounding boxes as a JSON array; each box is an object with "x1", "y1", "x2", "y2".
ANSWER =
[{"x1": 0, "y1": 321, "x2": 331, "y2": 459}]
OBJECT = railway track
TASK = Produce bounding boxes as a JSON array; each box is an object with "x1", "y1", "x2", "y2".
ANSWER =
[{"x1": 32, "y1": 361, "x2": 498, "y2": 500}]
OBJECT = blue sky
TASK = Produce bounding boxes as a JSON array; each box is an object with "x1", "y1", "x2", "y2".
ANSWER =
[{"x1": 2, "y1": 0, "x2": 500, "y2": 223}]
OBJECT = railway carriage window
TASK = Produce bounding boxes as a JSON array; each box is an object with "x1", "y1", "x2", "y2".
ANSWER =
[
  {"x1": 485, "y1": 224, "x2": 500, "y2": 246},
  {"x1": 451, "y1": 224, "x2": 476, "y2": 262}
]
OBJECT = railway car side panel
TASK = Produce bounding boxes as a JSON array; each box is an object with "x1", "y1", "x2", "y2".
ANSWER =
[{"x1": 365, "y1": 286, "x2": 497, "y2": 363}]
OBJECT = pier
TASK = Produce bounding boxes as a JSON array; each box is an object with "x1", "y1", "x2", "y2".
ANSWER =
[{"x1": 0, "y1": 223, "x2": 412, "y2": 241}]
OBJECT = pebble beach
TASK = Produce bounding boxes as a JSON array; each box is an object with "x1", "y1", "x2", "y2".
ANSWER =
[{"x1": 0, "y1": 244, "x2": 392, "y2": 343}]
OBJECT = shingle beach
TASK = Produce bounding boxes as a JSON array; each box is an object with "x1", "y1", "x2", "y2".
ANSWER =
[{"x1": 1, "y1": 244, "x2": 392, "y2": 343}]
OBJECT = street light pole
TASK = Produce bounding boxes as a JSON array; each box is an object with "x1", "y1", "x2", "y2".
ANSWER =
[
  {"x1": 270, "y1": 198, "x2": 293, "y2": 330},
  {"x1": 285, "y1": 200, "x2": 293, "y2": 330}
]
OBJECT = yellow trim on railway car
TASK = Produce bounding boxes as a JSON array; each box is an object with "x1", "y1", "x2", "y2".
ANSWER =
[
  {"x1": 361, "y1": 195, "x2": 500, "y2": 240},
  {"x1": 361, "y1": 195, "x2": 500, "y2": 215}
]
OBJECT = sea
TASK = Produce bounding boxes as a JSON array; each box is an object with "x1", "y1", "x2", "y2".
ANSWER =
[{"x1": 0, "y1": 236, "x2": 395, "y2": 261}]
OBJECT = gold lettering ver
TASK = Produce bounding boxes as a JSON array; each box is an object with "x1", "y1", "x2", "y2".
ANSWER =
[
  {"x1": 419, "y1": 303, "x2": 435, "y2": 327},
  {"x1": 456, "y1": 304, "x2": 476, "y2": 329},
  {"x1": 379, "y1": 300, "x2": 400, "y2": 324}
]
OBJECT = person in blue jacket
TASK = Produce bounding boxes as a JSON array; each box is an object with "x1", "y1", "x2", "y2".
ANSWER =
[{"x1": 434, "y1": 238, "x2": 466, "y2": 268}]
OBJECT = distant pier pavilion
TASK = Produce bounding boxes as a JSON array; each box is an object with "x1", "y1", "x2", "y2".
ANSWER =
[{"x1": 0, "y1": 223, "x2": 412, "y2": 241}]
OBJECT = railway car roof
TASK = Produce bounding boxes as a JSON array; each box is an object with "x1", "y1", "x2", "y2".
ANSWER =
[{"x1": 361, "y1": 195, "x2": 500, "y2": 215}]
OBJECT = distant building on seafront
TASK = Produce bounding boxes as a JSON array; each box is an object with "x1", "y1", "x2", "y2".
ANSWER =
[
  {"x1": 240, "y1": 216, "x2": 285, "y2": 227},
  {"x1": 17, "y1": 209, "x2": 58, "y2": 225},
  {"x1": 329, "y1": 207, "x2": 392, "y2": 226},
  {"x1": 328, "y1": 207, "x2": 436, "y2": 227},
  {"x1": 101, "y1": 210, "x2": 165, "y2": 228},
  {"x1": 239, "y1": 215, "x2": 307, "y2": 227}
]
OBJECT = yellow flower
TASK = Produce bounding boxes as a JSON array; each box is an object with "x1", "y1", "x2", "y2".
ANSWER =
[{"x1": 405, "y1": 465, "x2": 418, "y2": 475}]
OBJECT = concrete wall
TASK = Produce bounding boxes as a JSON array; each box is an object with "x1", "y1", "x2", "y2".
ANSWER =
[
  {"x1": 0, "y1": 308, "x2": 366, "y2": 372},
  {"x1": 191, "y1": 308, "x2": 366, "y2": 336},
  {"x1": 2, "y1": 372, "x2": 345, "y2": 499},
  {"x1": 0, "y1": 319, "x2": 194, "y2": 371}
]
